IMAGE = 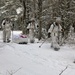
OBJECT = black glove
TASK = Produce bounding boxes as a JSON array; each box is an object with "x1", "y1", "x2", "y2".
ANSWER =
[
  {"x1": 3, "y1": 22, "x2": 5, "y2": 25},
  {"x1": 48, "y1": 33, "x2": 51, "y2": 38},
  {"x1": 12, "y1": 24, "x2": 14, "y2": 30}
]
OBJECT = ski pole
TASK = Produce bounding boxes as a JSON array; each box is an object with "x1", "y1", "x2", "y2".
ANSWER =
[{"x1": 39, "y1": 38, "x2": 48, "y2": 48}]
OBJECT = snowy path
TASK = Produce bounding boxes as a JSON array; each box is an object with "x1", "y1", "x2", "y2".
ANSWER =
[{"x1": 0, "y1": 41, "x2": 75, "y2": 75}]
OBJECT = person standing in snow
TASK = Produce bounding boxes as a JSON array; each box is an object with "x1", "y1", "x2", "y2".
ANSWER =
[
  {"x1": 48, "y1": 17, "x2": 62, "y2": 51},
  {"x1": 27, "y1": 18, "x2": 35, "y2": 43},
  {"x1": 1, "y1": 18, "x2": 12, "y2": 43}
]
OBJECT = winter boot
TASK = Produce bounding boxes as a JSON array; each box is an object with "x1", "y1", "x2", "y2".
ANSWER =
[
  {"x1": 3, "y1": 40, "x2": 6, "y2": 43},
  {"x1": 51, "y1": 44, "x2": 53, "y2": 48},
  {"x1": 30, "y1": 40, "x2": 35, "y2": 43},
  {"x1": 73, "y1": 60, "x2": 75, "y2": 63},
  {"x1": 19, "y1": 42, "x2": 28, "y2": 44},
  {"x1": 54, "y1": 47, "x2": 60, "y2": 51},
  {"x1": 7, "y1": 39, "x2": 10, "y2": 43}
]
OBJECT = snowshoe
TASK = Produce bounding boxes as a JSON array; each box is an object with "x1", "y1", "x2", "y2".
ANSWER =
[{"x1": 54, "y1": 48, "x2": 60, "y2": 51}]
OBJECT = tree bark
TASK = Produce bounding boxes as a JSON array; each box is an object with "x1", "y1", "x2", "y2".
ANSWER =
[
  {"x1": 38, "y1": 0, "x2": 42, "y2": 40},
  {"x1": 19, "y1": 0, "x2": 27, "y2": 34},
  {"x1": 22, "y1": 0, "x2": 26, "y2": 34}
]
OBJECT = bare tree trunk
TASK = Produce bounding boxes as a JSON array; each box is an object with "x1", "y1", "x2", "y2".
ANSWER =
[
  {"x1": 38, "y1": 0, "x2": 42, "y2": 40},
  {"x1": 26, "y1": 0, "x2": 30, "y2": 22},
  {"x1": 33, "y1": 0, "x2": 36, "y2": 18},
  {"x1": 19, "y1": 0, "x2": 27, "y2": 34},
  {"x1": 22, "y1": 0, "x2": 26, "y2": 34}
]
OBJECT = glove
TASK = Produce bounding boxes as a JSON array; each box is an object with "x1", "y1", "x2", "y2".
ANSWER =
[
  {"x1": 48, "y1": 33, "x2": 51, "y2": 38},
  {"x1": 61, "y1": 29, "x2": 64, "y2": 32},
  {"x1": 12, "y1": 24, "x2": 14, "y2": 30},
  {"x1": 3, "y1": 22, "x2": 5, "y2": 25}
]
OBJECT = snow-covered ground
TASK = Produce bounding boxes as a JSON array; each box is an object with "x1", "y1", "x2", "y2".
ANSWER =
[{"x1": 0, "y1": 31, "x2": 75, "y2": 75}]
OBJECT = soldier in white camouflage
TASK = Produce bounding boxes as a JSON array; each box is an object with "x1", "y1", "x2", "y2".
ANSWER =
[
  {"x1": 1, "y1": 18, "x2": 12, "y2": 43},
  {"x1": 27, "y1": 18, "x2": 35, "y2": 43},
  {"x1": 48, "y1": 17, "x2": 62, "y2": 51}
]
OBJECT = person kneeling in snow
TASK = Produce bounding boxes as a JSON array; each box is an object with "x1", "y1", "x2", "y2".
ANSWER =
[
  {"x1": 48, "y1": 17, "x2": 62, "y2": 51},
  {"x1": 27, "y1": 18, "x2": 35, "y2": 43},
  {"x1": 1, "y1": 18, "x2": 13, "y2": 43}
]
